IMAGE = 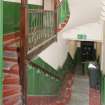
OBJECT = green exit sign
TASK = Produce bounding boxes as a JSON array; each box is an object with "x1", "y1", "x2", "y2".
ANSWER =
[{"x1": 77, "y1": 34, "x2": 87, "y2": 40}]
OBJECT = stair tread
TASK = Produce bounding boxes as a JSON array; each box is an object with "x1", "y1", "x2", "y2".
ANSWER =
[
  {"x1": 28, "y1": 96, "x2": 58, "y2": 105},
  {"x1": 8, "y1": 42, "x2": 20, "y2": 48},
  {"x1": 4, "y1": 51, "x2": 17, "y2": 59},
  {"x1": 4, "y1": 37, "x2": 20, "y2": 46},
  {"x1": 4, "y1": 72, "x2": 19, "y2": 78},
  {"x1": 3, "y1": 87, "x2": 21, "y2": 93},
  {"x1": 4, "y1": 46, "x2": 17, "y2": 51},
  {"x1": 3, "y1": 93, "x2": 22, "y2": 101},
  {"x1": 4, "y1": 64, "x2": 19, "y2": 75},
  {"x1": 4, "y1": 84, "x2": 21, "y2": 89},
  {"x1": 4, "y1": 61, "x2": 17, "y2": 71},
  {"x1": 3, "y1": 89, "x2": 21, "y2": 97},
  {"x1": 13, "y1": 100, "x2": 22, "y2": 105},
  {"x1": 3, "y1": 93, "x2": 22, "y2": 105}
]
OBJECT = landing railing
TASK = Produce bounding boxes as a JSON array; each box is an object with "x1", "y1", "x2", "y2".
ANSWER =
[
  {"x1": 57, "y1": 0, "x2": 70, "y2": 27},
  {"x1": 27, "y1": 9, "x2": 57, "y2": 60},
  {"x1": 27, "y1": 0, "x2": 70, "y2": 60}
]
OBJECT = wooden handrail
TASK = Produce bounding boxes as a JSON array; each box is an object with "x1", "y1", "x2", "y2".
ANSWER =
[
  {"x1": 29, "y1": 60, "x2": 63, "y2": 81},
  {"x1": 29, "y1": 9, "x2": 53, "y2": 13}
]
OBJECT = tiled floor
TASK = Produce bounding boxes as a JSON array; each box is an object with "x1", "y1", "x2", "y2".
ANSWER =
[{"x1": 68, "y1": 75, "x2": 89, "y2": 105}]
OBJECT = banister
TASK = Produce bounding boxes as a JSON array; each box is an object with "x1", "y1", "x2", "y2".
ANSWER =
[
  {"x1": 29, "y1": 60, "x2": 63, "y2": 81},
  {"x1": 27, "y1": 9, "x2": 57, "y2": 58}
]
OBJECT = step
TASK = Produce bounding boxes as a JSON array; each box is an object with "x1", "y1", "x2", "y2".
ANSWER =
[
  {"x1": 61, "y1": 23, "x2": 66, "y2": 27},
  {"x1": 4, "y1": 51, "x2": 18, "y2": 62},
  {"x1": 3, "y1": 93, "x2": 22, "y2": 105},
  {"x1": 4, "y1": 99, "x2": 22, "y2": 105},
  {"x1": 4, "y1": 64, "x2": 19, "y2": 75},
  {"x1": 4, "y1": 46, "x2": 18, "y2": 52},
  {"x1": 4, "y1": 61, "x2": 17, "y2": 71},
  {"x1": 3, "y1": 77, "x2": 20, "y2": 85},
  {"x1": 7, "y1": 42, "x2": 20, "y2": 48},
  {"x1": 3, "y1": 73, "x2": 20, "y2": 85},
  {"x1": 3, "y1": 85, "x2": 21, "y2": 97},
  {"x1": 13, "y1": 100, "x2": 22, "y2": 105},
  {"x1": 3, "y1": 93, "x2": 22, "y2": 101},
  {"x1": 28, "y1": 96, "x2": 58, "y2": 105},
  {"x1": 4, "y1": 36, "x2": 20, "y2": 46},
  {"x1": 4, "y1": 72, "x2": 19, "y2": 78}
]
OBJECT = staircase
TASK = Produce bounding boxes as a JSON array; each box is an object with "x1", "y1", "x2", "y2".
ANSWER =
[
  {"x1": 3, "y1": 35, "x2": 23, "y2": 105},
  {"x1": 2, "y1": 0, "x2": 71, "y2": 104},
  {"x1": 27, "y1": 61, "x2": 74, "y2": 105}
]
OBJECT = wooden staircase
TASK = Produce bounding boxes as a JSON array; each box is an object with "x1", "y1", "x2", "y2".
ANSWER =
[
  {"x1": 3, "y1": 35, "x2": 23, "y2": 105},
  {"x1": 3, "y1": 37, "x2": 74, "y2": 105},
  {"x1": 2, "y1": 0, "x2": 71, "y2": 104}
]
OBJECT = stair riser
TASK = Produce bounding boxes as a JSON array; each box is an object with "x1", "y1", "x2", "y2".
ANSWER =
[
  {"x1": 4, "y1": 57, "x2": 18, "y2": 62},
  {"x1": 4, "y1": 70, "x2": 19, "y2": 75},
  {"x1": 3, "y1": 96, "x2": 22, "y2": 105},
  {"x1": 4, "y1": 38, "x2": 20, "y2": 46},
  {"x1": 3, "y1": 89, "x2": 21, "y2": 97},
  {"x1": 3, "y1": 79, "x2": 20, "y2": 85},
  {"x1": 4, "y1": 65, "x2": 19, "y2": 75},
  {"x1": 4, "y1": 47, "x2": 17, "y2": 52}
]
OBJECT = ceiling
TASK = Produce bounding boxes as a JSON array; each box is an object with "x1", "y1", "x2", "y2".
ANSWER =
[{"x1": 65, "y1": 0, "x2": 102, "y2": 29}]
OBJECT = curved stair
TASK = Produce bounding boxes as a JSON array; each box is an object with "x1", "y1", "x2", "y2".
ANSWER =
[{"x1": 3, "y1": 36, "x2": 22, "y2": 105}]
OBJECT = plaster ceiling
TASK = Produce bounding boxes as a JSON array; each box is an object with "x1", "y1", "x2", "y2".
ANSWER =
[{"x1": 66, "y1": 0, "x2": 102, "y2": 29}]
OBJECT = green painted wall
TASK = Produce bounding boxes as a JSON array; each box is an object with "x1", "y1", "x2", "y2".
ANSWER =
[
  {"x1": 3, "y1": 1, "x2": 42, "y2": 34},
  {"x1": 0, "y1": 0, "x2": 3, "y2": 104},
  {"x1": 28, "y1": 53, "x2": 74, "y2": 96}
]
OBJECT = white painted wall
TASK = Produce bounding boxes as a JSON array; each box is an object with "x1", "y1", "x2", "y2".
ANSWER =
[
  {"x1": 68, "y1": 41, "x2": 77, "y2": 59},
  {"x1": 44, "y1": 0, "x2": 54, "y2": 10},
  {"x1": 28, "y1": 0, "x2": 42, "y2": 5},
  {"x1": 4, "y1": 0, "x2": 42, "y2": 5},
  {"x1": 39, "y1": 33, "x2": 69, "y2": 70},
  {"x1": 63, "y1": 22, "x2": 103, "y2": 42},
  {"x1": 3, "y1": 0, "x2": 21, "y2": 2}
]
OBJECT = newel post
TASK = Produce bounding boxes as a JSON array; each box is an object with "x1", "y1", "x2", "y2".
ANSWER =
[{"x1": 20, "y1": 0, "x2": 28, "y2": 104}]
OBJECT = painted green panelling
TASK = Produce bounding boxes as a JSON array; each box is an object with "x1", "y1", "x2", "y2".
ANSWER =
[
  {"x1": 104, "y1": 77, "x2": 105, "y2": 105},
  {"x1": 63, "y1": 53, "x2": 75, "y2": 72},
  {"x1": 0, "y1": 0, "x2": 3, "y2": 104},
  {"x1": 3, "y1": 1, "x2": 20, "y2": 34},
  {"x1": 74, "y1": 48, "x2": 81, "y2": 64},
  {"x1": 3, "y1": 1, "x2": 42, "y2": 34},
  {"x1": 28, "y1": 53, "x2": 74, "y2": 95},
  {"x1": 28, "y1": 66, "x2": 62, "y2": 95},
  {"x1": 28, "y1": 58, "x2": 62, "y2": 95},
  {"x1": 100, "y1": 73, "x2": 105, "y2": 105}
]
